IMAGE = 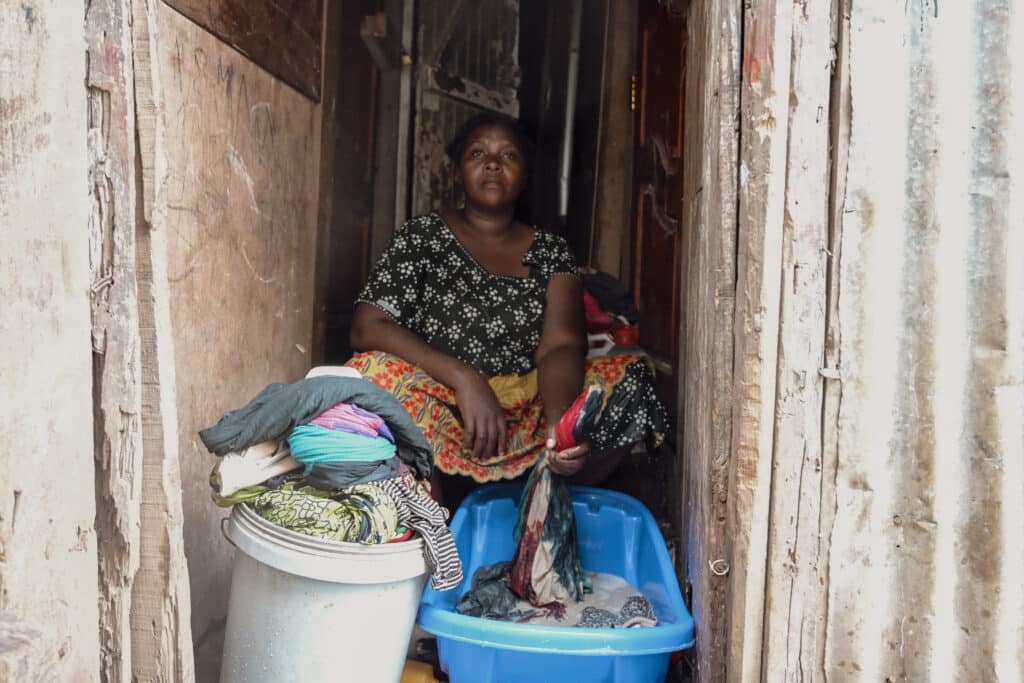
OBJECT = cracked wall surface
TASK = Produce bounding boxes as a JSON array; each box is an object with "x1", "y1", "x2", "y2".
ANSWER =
[{"x1": 0, "y1": 2, "x2": 100, "y2": 679}]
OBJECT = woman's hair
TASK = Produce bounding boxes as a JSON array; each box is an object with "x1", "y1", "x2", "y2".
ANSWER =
[{"x1": 444, "y1": 112, "x2": 535, "y2": 169}]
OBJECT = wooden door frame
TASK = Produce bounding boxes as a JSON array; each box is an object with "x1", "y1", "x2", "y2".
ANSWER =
[
  {"x1": 675, "y1": 0, "x2": 740, "y2": 680},
  {"x1": 677, "y1": 0, "x2": 845, "y2": 681}
]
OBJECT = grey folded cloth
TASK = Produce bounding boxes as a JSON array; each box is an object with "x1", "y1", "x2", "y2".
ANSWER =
[{"x1": 198, "y1": 376, "x2": 432, "y2": 480}]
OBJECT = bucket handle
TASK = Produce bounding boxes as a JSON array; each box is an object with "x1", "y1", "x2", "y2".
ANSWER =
[{"x1": 220, "y1": 516, "x2": 238, "y2": 550}]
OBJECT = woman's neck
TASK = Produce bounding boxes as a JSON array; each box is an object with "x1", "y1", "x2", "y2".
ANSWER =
[{"x1": 459, "y1": 203, "x2": 515, "y2": 238}]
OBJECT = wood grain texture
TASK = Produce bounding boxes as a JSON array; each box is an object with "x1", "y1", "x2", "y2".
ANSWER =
[
  {"x1": 726, "y1": 0, "x2": 796, "y2": 680},
  {"x1": 759, "y1": 0, "x2": 836, "y2": 678},
  {"x1": 312, "y1": 0, "x2": 343, "y2": 365},
  {"x1": 591, "y1": 0, "x2": 636, "y2": 278},
  {"x1": 163, "y1": 0, "x2": 324, "y2": 99},
  {"x1": 633, "y1": 0, "x2": 686, "y2": 419},
  {"x1": 678, "y1": 0, "x2": 741, "y2": 680},
  {"x1": 316, "y1": 0, "x2": 380, "y2": 363},
  {"x1": 369, "y1": 0, "x2": 415, "y2": 263},
  {"x1": 130, "y1": 0, "x2": 196, "y2": 678},
  {"x1": 85, "y1": 0, "x2": 145, "y2": 677},
  {"x1": 156, "y1": 4, "x2": 322, "y2": 650}
]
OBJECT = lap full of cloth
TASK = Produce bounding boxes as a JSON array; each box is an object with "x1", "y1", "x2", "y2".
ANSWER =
[{"x1": 344, "y1": 351, "x2": 669, "y2": 482}]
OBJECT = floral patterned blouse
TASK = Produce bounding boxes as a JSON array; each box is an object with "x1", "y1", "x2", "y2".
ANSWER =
[{"x1": 356, "y1": 213, "x2": 578, "y2": 376}]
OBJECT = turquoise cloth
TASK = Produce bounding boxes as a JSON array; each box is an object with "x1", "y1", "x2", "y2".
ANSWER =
[{"x1": 288, "y1": 424, "x2": 397, "y2": 474}]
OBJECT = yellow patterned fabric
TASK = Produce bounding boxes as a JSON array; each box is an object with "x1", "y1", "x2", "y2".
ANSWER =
[{"x1": 345, "y1": 351, "x2": 667, "y2": 483}]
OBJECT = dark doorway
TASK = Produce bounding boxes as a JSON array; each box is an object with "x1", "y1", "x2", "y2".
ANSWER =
[{"x1": 631, "y1": 0, "x2": 687, "y2": 421}]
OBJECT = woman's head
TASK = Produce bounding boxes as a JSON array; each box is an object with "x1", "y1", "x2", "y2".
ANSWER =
[
  {"x1": 446, "y1": 113, "x2": 534, "y2": 212},
  {"x1": 446, "y1": 113, "x2": 535, "y2": 168}
]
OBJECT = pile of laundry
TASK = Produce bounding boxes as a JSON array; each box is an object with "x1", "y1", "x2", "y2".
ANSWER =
[
  {"x1": 198, "y1": 369, "x2": 462, "y2": 591},
  {"x1": 455, "y1": 386, "x2": 657, "y2": 629}
]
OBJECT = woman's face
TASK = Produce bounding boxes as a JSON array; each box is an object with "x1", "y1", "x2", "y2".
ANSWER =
[{"x1": 458, "y1": 124, "x2": 526, "y2": 211}]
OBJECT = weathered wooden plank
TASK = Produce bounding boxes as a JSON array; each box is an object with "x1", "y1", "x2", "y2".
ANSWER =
[
  {"x1": 819, "y1": 0, "x2": 849, "y2": 674},
  {"x1": 370, "y1": 0, "x2": 415, "y2": 261},
  {"x1": 130, "y1": 0, "x2": 196, "y2": 679},
  {"x1": 312, "y1": 0, "x2": 344, "y2": 366},
  {"x1": 759, "y1": 0, "x2": 836, "y2": 678},
  {"x1": 591, "y1": 0, "x2": 637, "y2": 277},
  {"x1": 678, "y1": 0, "x2": 741, "y2": 680},
  {"x1": 0, "y1": 613, "x2": 56, "y2": 682},
  {"x1": 157, "y1": 5, "x2": 323, "y2": 662},
  {"x1": 726, "y1": 0, "x2": 796, "y2": 680},
  {"x1": 85, "y1": 0, "x2": 145, "y2": 678},
  {"x1": 361, "y1": 12, "x2": 403, "y2": 71},
  {"x1": 162, "y1": 0, "x2": 324, "y2": 99},
  {"x1": 314, "y1": 0, "x2": 379, "y2": 363},
  {"x1": 420, "y1": 67, "x2": 518, "y2": 116}
]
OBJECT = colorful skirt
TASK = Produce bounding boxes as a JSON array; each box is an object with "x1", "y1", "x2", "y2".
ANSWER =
[{"x1": 345, "y1": 351, "x2": 669, "y2": 482}]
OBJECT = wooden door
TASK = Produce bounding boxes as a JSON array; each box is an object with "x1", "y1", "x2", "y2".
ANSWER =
[
  {"x1": 410, "y1": 0, "x2": 521, "y2": 216},
  {"x1": 632, "y1": 0, "x2": 686, "y2": 420}
]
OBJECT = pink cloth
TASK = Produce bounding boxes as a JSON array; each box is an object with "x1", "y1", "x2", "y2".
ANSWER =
[
  {"x1": 582, "y1": 290, "x2": 614, "y2": 333},
  {"x1": 311, "y1": 403, "x2": 395, "y2": 442}
]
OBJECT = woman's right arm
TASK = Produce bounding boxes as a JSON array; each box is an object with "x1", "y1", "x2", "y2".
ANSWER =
[
  {"x1": 350, "y1": 304, "x2": 508, "y2": 460},
  {"x1": 350, "y1": 303, "x2": 472, "y2": 388}
]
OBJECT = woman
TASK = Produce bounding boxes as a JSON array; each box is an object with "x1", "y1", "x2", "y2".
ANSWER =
[{"x1": 348, "y1": 113, "x2": 666, "y2": 507}]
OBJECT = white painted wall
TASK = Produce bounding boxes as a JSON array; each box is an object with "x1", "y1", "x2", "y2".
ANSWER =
[{"x1": 0, "y1": 1, "x2": 101, "y2": 678}]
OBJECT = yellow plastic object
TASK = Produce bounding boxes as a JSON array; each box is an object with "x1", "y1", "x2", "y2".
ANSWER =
[{"x1": 400, "y1": 659, "x2": 439, "y2": 683}]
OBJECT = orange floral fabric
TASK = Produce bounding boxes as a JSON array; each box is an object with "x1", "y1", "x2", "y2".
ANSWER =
[{"x1": 345, "y1": 351, "x2": 648, "y2": 482}]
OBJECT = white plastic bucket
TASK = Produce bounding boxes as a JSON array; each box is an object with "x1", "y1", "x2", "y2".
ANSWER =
[{"x1": 219, "y1": 504, "x2": 429, "y2": 682}]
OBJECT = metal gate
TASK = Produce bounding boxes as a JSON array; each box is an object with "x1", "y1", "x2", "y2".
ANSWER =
[{"x1": 411, "y1": 0, "x2": 521, "y2": 215}]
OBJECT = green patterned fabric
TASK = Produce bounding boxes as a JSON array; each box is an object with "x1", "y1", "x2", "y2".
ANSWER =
[
  {"x1": 211, "y1": 471, "x2": 305, "y2": 508},
  {"x1": 249, "y1": 482, "x2": 399, "y2": 544}
]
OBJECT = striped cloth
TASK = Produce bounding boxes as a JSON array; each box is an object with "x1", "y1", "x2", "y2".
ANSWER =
[{"x1": 369, "y1": 477, "x2": 463, "y2": 591}]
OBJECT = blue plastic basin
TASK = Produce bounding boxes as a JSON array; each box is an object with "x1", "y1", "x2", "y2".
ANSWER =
[{"x1": 418, "y1": 484, "x2": 695, "y2": 683}]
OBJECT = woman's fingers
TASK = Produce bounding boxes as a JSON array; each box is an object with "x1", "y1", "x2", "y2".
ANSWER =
[
  {"x1": 547, "y1": 450, "x2": 585, "y2": 476},
  {"x1": 462, "y1": 414, "x2": 477, "y2": 452},
  {"x1": 481, "y1": 419, "x2": 497, "y2": 462},
  {"x1": 462, "y1": 407, "x2": 508, "y2": 461},
  {"x1": 547, "y1": 441, "x2": 591, "y2": 476},
  {"x1": 470, "y1": 416, "x2": 486, "y2": 460},
  {"x1": 497, "y1": 416, "x2": 509, "y2": 455},
  {"x1": 471, "y1": 416, "x2": 487, "y2": 460},
  {"x1": 559, "y1": 444, "x2": 589, "y2": 461}
]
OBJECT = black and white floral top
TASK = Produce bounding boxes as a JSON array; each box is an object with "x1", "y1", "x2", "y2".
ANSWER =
[{"x1": 356, "y1": 213, "x2": 577, "y2": 376}]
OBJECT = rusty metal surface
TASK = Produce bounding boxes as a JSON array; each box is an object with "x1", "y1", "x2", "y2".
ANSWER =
[
  {"x1": 826, "y1": 1, "x2": 1023, "y2": 680},
  {"x1": 411, "y1": 0, "x2": 519, "y2": 215},
  {"x1": 420, "y1": 0, "x2": 519, "y2": 91}
]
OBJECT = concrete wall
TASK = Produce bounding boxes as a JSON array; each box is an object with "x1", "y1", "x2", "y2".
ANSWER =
[
  {"x1": 155, "y1": 4, "x2": 322, "y2": 651},
  {"x1": 0, "y1": 2, "x2": 100, "y2": 679}
]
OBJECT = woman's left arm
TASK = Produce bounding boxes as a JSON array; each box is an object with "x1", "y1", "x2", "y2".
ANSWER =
[{"x1": 534, "y1": 273, "x2": 587, "y2": 431}]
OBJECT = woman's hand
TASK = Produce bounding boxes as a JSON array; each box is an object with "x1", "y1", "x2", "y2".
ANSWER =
[
  {"x1": 453, "y1": 367, "x2": 508, "y2": 461},
  {"x1": 544, "y1": 427, "x2": 591, "y2": 477}
]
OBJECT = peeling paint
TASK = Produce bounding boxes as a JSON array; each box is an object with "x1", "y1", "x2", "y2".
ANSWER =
[
  {"x1": 826, "y1": 1, "x2": 1022, "y2": 680},
  {"x1": 1, "y1": 2, "x2": 101, "y2": 679}
]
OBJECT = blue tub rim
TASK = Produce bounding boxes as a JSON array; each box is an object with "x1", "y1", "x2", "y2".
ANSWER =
[{"x1": 417, "y1": 483, "x2": 696, "y2": 656}]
